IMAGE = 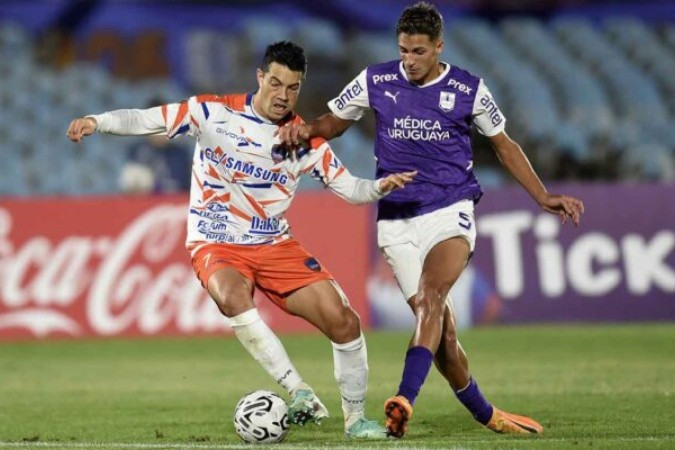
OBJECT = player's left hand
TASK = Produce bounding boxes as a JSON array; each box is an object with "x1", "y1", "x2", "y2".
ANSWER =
[
  {"x1": 378, "y1": 171, "x2": 417, "y2": 194},
  {"x1": 539, "y1": 193, "x2": 585, "y2": 226},
  {"x1": 66, "y1": 117, "x2": 97, "y2": 143}
]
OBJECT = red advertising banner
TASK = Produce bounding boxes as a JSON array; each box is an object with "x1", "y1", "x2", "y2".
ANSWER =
[{"x1": 0, "y1": 193, "x2": 370, "y2": 340}]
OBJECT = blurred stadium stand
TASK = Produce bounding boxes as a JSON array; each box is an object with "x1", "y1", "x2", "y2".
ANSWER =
[{"x1": 0, "y1": 0, "x2": 674, "y2": 197}]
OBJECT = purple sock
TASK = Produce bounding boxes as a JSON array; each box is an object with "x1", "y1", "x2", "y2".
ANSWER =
[
  {"x1": 455, "y1": 377, "x2": 494, "y2": 425},
  {"x1": 396, "y1": 346, "x2": 434, "y2": 405}
]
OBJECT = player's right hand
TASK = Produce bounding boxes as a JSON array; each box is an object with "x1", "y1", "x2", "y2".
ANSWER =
[
  {"x1": 378, "y1": 171, "x2": 418, "y2": 194},
  {"x1": 66, "y1": 117, "x2": 97, "y2": 143},
  {"x1": 277, "y1": 122, "x2": 311, "y2": 149}
]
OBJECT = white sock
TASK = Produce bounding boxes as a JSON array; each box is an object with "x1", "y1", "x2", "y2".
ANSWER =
[
  {"x1": 332, "y1": 334, "x2": 368, "y2": 429},
  {"x1": 229, "y1": 308, "x2": 304, "y2": 395}
]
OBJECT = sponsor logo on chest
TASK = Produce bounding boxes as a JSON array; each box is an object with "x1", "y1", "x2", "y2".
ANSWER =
[
  {"x1": 214, "y1": 126, "x2": 262, "y2": 148},
  {"x1": 387, "y1": 116, "x2": 451, "y2": 141},
  {"x1": 250, "y1": 216, "x2": 280, "y2": 234},
  {"x1": 372, "y1": 73, "x2": 399, "y2": 85},
  {"x1": 447, "y1": 78, "x2": 473, "y2": 95}
]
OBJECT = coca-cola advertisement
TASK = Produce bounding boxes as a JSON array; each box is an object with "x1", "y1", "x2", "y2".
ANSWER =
[
  {"x1": 3, "y1": 183, "x2": 672, "y2": 340},
  {"x1": 0, "y1": 193, "x2": 370, "y2": 340}
]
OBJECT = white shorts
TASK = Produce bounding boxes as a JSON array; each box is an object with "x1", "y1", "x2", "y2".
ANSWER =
[{"x1": 377, "y1": 200, "x2": 476, "y2": 300}]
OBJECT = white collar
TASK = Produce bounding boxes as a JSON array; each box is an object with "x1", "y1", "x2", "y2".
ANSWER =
[{"x1": 398, "y1": 61, "x2": 451, "y2": 88}]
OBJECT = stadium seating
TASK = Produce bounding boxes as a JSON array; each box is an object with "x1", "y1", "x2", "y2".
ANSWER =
[
  {"x1": 500, "y1": 17, "x2": 612, "y2": 137},
  {"x1": 0, "y1": 13, "x2": 673, "y2": 197}
]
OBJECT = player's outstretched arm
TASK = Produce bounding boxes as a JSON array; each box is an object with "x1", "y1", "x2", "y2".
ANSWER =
[
  {"x1": 306, "y1": 142, "x2": 415, "y2": 205},
  {"x1": 67, "y1": 105, "x2": 180, "y2": 143},
  {"x1": 489, "y1": 131, "x2": 585, "y2": 226},
  {"x1": 326, "y1": 169, "x2": 417, "y2": 205},
  {"x1": 66, "y1": 117, "x2": 97, "y2": 143}
]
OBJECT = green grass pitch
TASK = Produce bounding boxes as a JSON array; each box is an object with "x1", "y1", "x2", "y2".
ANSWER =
[{"x1": 1, "y1": 324, "x2": 673, "y2": 449}]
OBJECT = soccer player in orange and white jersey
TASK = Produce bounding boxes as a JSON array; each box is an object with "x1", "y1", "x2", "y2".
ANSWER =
[{"x1": 67, "y1": 41, "x2": 416, "y2": 440}]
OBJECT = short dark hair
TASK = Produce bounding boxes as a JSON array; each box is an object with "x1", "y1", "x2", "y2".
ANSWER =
[
  {"x1": 261, "y1": 41, "x2": 307, "y2": 77},
  {"x1": 396, "y1": 1, "x2": 443, "y2": 41}
]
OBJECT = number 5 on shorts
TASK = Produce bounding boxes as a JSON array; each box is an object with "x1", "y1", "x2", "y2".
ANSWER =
[{"x1": 458, "y1": 212, "x2": 472, "y2": 230}]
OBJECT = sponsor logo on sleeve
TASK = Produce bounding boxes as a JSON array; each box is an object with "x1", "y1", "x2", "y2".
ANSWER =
[
  {"x1": 480, "y1": 94, "x2": 504, "y2": 127},
  {"x1": 333, "y1": 80, "x2": 364, "y2": 110}
]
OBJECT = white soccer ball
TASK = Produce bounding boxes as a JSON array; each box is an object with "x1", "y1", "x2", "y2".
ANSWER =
[{"x1": 233, "y1": 390, "x2": 290, "y2": 444}]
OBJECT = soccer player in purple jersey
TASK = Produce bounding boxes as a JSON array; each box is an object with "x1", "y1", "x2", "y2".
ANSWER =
[{"x1": 279, "y1": 1, "x2": 584, "y2": 438}]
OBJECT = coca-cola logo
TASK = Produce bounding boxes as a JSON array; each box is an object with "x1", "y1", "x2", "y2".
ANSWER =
[{"x1": 0, "y1": 204, "x2": 228, "y2": 338}]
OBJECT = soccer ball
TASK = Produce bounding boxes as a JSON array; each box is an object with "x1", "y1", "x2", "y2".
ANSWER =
[{"x1": 233, "y1": 390, "x2": 290, "y2": 444}]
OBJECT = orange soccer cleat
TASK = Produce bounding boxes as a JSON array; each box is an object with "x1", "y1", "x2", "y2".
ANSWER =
[
  {"x1": 486, "y1": 407, "x2": 544, "y2": 434},
  {"x1": 384, "y1": 395, "x2": 413, "y2": 438}
]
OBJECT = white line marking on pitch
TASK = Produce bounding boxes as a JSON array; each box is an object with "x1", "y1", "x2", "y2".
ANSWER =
[{"x1": 0, "y1": 436, "x2": 673, "y2": 450}]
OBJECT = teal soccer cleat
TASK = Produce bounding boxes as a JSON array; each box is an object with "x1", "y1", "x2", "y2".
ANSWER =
[
  {"x1": 345, "y1": 418, "x2": 389, "y2": 439},
  {"x1": 288, "y1": 389, "x2": 329, "y2": 425}
]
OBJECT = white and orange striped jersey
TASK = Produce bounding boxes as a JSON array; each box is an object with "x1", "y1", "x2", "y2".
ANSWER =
[{"x1": 90, "y1": 93, "x2": 384, "y2": 248}]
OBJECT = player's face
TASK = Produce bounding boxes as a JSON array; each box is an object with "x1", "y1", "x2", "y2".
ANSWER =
[
  {"x1": 398, "y1": 33, "x2": 443, "y2": 85},
  {"x1": 254, "y1": 62, "x2": 303, "y2": 122}
]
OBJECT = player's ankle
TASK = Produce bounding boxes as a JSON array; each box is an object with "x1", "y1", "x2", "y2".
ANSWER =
[
  {"x1": 455, "y1": 378, "x2": 493, "y2": 425},
  {"x1": 289, "y1": 381, "x2": 313, "y2": 397},
  {"x1": 344, "y1": 412, "x2": 365, "y2": 429}
]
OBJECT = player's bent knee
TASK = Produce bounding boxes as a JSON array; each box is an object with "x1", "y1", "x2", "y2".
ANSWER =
[
  {"x1": 412, "y1": 290, "x2": 446, "y2": 318},
  {"x1": 345, "y1": 308, "x2": 362, "y2": 334},
  {"x1": 327, "y1": 308, "x2": 361, "y2": 343},
  {"x1": 210, "y1": 286, "x2": 252, "y2": 318}
]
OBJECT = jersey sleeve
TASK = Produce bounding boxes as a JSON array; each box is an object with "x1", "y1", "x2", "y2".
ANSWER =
[
  {"x1": 299, "y1": 138, "x2": 383, "y2": 205},
  {"x1": 471, "y1": 79, "x2": 507, "y2": 137},
  {"x1": 327, "y1": 69, "x2": 369, "y2": 121},
  {"x1": 89, "y1": 96, "x2": 204, "y2": 139}
]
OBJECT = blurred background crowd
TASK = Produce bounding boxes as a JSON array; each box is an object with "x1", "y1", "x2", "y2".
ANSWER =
[{"x1": 0, "y1": 0, "x2": 674, "y2": 197}]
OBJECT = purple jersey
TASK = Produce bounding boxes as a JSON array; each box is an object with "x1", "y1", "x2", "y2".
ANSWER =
[{"x1": 329, "y1": 60, "x2": 506, "y2": 220}]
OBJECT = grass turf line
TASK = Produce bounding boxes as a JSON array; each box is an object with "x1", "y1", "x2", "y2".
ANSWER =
[{"x1": 0, "y1": 324, "x2": 673, "y2": 449}]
